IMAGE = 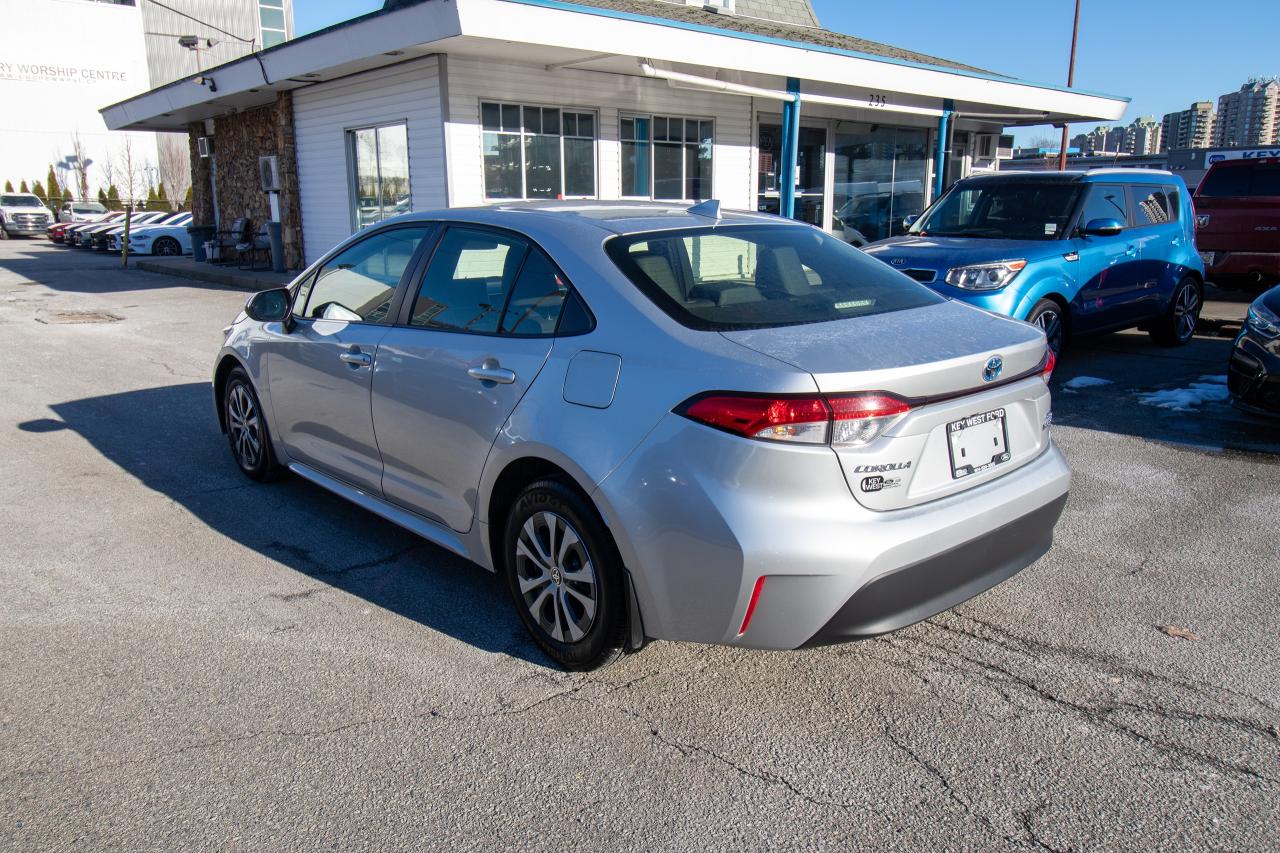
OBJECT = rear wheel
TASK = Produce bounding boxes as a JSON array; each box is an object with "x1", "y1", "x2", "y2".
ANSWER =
[
  {"x1": 1150, "y1": 277, "x2": 1201, "y2": 346},
  {"x1": 223, "y1": 367, "x2": 281, "y2": 482},
  {"x1": 502, "y1": 480, "x2": 627, "y2": 670},
  {"x1": 153, "y1": 237, "x2": 182, "y2": 256},
  {"x1": 1027, "y1": 298, "x2": 1066, "y2": 355}
]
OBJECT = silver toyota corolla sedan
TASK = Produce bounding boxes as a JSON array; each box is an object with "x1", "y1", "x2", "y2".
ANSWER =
[{"x1": 214, "y1": 201, "x2": 1069, "y2": 669}]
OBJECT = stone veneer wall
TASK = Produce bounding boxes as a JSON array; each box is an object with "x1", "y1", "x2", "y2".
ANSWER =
[{"x1": 186, "y1": 92, "x2": 305, "y2": 269}]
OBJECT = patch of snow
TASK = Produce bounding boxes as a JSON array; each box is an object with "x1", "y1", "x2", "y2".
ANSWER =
[
  {"x1": 1137, "y1": 376, "x2": 1230, "y2": 412},
  {"x1": 1062, "y1": 375, "x2": 1113, "y2": 390}
]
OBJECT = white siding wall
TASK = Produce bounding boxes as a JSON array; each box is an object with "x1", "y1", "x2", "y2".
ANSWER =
[
  {"x1": 443, "y1": 56, "x2": 755, "y2": 210},
  {"x1": 293, "y1": 56, "x2": 445, "y2": 264}
]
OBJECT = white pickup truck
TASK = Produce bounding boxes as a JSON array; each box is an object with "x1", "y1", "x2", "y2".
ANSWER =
[{"x1": 0, "y1": 193, "x2": 55, "y2": 238}]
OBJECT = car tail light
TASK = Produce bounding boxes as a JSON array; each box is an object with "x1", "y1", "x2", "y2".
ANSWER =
[
  {"x1": 1041, "y1": 349, "x2": 1057, "y2": 382},
  {"x1": 677, "y1": 391, "x2": 912, "y2": 447}
]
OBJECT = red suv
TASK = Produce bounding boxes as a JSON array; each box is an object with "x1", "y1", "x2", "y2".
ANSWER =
[{"x1": 1193, "y1": 157, "x2": 1280, "y2": 292}]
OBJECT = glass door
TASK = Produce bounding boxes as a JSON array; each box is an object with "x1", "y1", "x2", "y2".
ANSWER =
[
  {"x1": 757, "y1": 122, "x2": 828, "y2": 228},
  {"x1": 832, "y1": 123, "x2": 929, "y2": 246}
]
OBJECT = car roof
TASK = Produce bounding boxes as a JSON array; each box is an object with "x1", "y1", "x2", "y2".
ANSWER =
[
  {"x1": 382, "y1": 200, "x2": 796, "y2": 236},
  {"x1": 960, "y1": 169, "x2": 1178, "y2": 186}
]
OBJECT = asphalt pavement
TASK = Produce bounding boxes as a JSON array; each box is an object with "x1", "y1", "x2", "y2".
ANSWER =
[{"x1": 1, "y1": 240, "x2": 1277, "y2": 850}]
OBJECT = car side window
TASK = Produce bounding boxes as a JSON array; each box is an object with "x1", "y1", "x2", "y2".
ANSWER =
[
  {"x1": 1130, "y1": 186, "x2": 1173, "y2": 226},
  {"x1": 300, "y1": 226, "x2": 428, "y2": 323},
  {"x1": 500, "y1": 248, "x2": 571, "y2": 336},
  {"x1": 409, "y1": 227, "x2": 528, "y2": 333},
  {"x1": 1077, "y1": 185, "x2": 1128, "y2": 230}
]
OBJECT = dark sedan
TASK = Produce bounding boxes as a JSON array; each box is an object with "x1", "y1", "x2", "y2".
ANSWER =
[{"x1": 1228, "y1": 284, "x2": 1280, "y2": 416}]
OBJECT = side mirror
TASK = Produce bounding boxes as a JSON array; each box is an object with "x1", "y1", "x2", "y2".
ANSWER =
[
  {"x1": 903, "y1": 214, "x2": 919, "y2": 229},
  {"x1": 245, "y1": 287, "x2": 292, "y2": 324},
  {"x1": 1081, "y1": 217, "x2": 1123, "y2": 237}
]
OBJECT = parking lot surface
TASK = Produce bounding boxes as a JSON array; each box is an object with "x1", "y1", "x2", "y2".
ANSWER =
[{"x1": 1, "y1": 240, "x2": 1277, "y2": 850}]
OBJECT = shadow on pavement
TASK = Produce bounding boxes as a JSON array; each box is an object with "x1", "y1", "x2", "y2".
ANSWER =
[
  {"x1": 29, "y1": 381, "x2": 553, "y2": 667},
  {"x1": 1050, "y1": 330, "x2": 1279, "y2": 456},
  {"x1": 0, "y1": 240, "x2": 246, "y2": 295}
]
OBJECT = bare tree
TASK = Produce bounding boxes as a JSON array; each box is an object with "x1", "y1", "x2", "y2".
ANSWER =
[
  {"x1": 156, "y1": 134, "x2": 192, "y2": 209},
  {"x1": 63, "y1": 132, "x2": 94, "y2": 201},
  {"x1": 109, "y1": 136, "x2": 155, "y2": 208},
  {"x1": 1026, "y1": 134, "x2": 1060, "y2": 150}
]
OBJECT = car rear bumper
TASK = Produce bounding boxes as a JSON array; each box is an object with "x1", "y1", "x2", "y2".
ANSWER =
[
  {"x1": 595, "y1": 414, "x2": 1071, "y2": 650},
  {"x1": 1228, "y1": 331, "x2": 1280, "y2": 416},
  {"x1": 1202, "y1": 251, "x2": 1280, "y2": 284}
]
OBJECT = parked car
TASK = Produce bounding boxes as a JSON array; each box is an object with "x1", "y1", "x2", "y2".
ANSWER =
[
  {"x1": 106, "y1": 211, "x2": 191, "y2": 252},
  {"x1": 57, "y1": 200, "x2": 109, "y2": 224},
  {"x1": 1193, "y1": 157, "x2": 1280, "y2": 292},
  {"x1": 60, "y1": 211, "x2": 124, "y2": 245},
  {"x1": 0, "y1": 192, "x2": 55, "y2": 238},
  {"x1": 214, "y1": 202, "x2": 1068, "y2": 669},
  {"x1": 47, "y1": 221, "x2": 73, "y2": 243},
  {"x1": 1227, "y1": 283, "x2": 1280, "y2": 416},
  {"x1": 115, "y1": 212, "x2": 193, "y2": 255},
  {"x1": 89, "y1": 211, "x2": 169, "y2": 251},
  {"x1": 863, "y1": 170, "x2": 1204, "y2": 355}
]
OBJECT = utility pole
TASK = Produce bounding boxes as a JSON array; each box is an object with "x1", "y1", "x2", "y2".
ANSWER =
[{"x1": 1058, "y1": 0, "x2": 1082, "y2": 171}]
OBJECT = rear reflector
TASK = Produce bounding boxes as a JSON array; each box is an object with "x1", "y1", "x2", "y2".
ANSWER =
[
  {"x1": 738, "y1": 576, "x2": 767, "y2": 636},
  {"x1": 678, "y1": 391, "x2": 912, "y2": 447}
]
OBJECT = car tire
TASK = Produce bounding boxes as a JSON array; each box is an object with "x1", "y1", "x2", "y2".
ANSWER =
[
  {"x1": 0, "y1": 223, "x2": 8, "y2": 240},
  {"x1": 223, "y1": 367, "x2": 281, "y2": 482},
  {"x1": 1026, "y1": 298, "x2": 1066, "y2": 355},
  {"x1": 1150, "y1": 277, "x2": 1201, "y2": 347},
  {"x1": 502, "y1": 479, "x2": 628, "y2": 670},
  {"x1": 153, "y1": 237, "x2": 181, "y2": 256}
]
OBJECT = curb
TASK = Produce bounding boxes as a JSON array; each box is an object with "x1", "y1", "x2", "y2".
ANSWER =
[{"x1": 134, "y1": 259, "x2": 292, "y2": 292}]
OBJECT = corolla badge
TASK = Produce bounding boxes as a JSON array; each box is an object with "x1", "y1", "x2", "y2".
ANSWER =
[{"x1": 983, "y1": 355, "x2": 1003, "y2": 383}]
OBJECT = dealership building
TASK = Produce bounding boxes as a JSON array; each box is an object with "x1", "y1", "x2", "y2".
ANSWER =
[{"x1": 101, "y1": 0, "x2": 1127, "y2": 269}]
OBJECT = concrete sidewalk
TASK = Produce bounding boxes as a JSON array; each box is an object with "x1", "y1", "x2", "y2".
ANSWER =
[{"x1": 133, "y1": 256, "x2": 295, "y2": 291}]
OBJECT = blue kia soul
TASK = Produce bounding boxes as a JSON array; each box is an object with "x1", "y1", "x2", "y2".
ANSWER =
[{"x1": 863, "y1": 170, "x2": 1204, "y2": 354}]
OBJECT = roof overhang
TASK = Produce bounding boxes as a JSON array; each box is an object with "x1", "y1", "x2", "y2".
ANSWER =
[{"x1": 101, "y1": 0, "x2": 1128, "y2": 133}]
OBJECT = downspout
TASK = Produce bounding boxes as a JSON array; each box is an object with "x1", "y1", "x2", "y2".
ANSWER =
[
  {"x1": 934, "y1": 99, "x2": 954, "y2": 198},
  {"x1": 781, "y1": 78, "x2": 801, "y2": 220}
]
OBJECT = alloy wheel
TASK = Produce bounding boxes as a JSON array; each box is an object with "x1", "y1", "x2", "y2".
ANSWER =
[
  {"x1": 156, "y1": 238, "x2": 180, "y2": 256},
  {"x1": 226, "y1": 383, "x2": 262, "y2": 470},
  {"x1": 1034, "y1": 309, "x2": 1064, "y2": 353},
  {"x1": 514, "y1": 511, "x2": 598, "y2": 643},
  {"x1": 1174, "y1": 283, "x2": 1200, "y2": 342}
]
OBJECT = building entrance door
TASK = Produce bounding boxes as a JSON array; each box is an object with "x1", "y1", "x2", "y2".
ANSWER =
[{"x1": 757, "y1": 122, "x2": 827, "y2": 228}]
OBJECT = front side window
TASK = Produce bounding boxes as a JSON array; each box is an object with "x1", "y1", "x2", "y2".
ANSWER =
[
  {"x1": 349, "y1": 123, "x2": 410, "y2": 230},
  {"x1": 259, "y1": 0, "x2": 287, "y2": 48},
  {"x1": 1078, "y1": 184, "x2": 1128, "y2": 228},
  {"x1": 607, "y1": 224, "x2": 943, "y2": 331},
  {"x1": 482, "y1": 103, "x2": 597, "y2": 200},
  {"x1": 409, "y1": 227, "x2": 579, "y2": 336},
  {"x1": 622, "y1": 115, "x2": 713, "y2": 201},
  {"x1": 913, "y1": 181, "x2": 1081, "y2": 241},
  {"x1": 297, "y1": 226, "x2": 428, "y2": 323}
]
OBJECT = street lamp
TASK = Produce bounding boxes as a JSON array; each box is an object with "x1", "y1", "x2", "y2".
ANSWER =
[{"x1": 1058, "y1": 0, "x2": 1082, "y2": 171}]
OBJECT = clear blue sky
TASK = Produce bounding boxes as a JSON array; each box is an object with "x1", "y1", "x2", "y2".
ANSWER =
[{"x1": 294, "y1": 0, "x2": 1278, "y2": 144}]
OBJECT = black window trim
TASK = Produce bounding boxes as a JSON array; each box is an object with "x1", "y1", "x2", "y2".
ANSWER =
[
  {"x1": 290, "y1": 222, "x2": 438, "y2": 326},
  {"x1": 393, "y1": 221, "x2": 596, "y2": 339}
]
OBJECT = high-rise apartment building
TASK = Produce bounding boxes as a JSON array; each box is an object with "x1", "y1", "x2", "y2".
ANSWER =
[
  {"x1": 1213, "y1": 78, "x2": 1279, "y2": 148},
  {"x1": 1160, "y1": 102, "x2": 1216, "y2": 152},
  {"x1": 1071, "y1": 124, "x2": 1126, "y2": 154},
  {"x1": 1122, "y1": 116, "x2": 1162, "y2": 155}
]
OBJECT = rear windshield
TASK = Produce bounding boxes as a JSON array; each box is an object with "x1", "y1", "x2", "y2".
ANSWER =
[
  {"x1": 912, "y1": 181, "x2": 1082, "y2": 240},
  {"x1": 605, "y1": 224, "x2": 943, "y2": 331},
  {"x1": 1197, "y1": 162, "x2": 1280, "y2": 198}
]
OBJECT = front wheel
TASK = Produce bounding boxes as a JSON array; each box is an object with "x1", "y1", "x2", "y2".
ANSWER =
[
  {"x1": 223, "y1": 367, "x2": 281, "y2": 482},
  {"x1": 502, "y1": 480, "x2": 628, "y2": 670},
  {"x1": 153, "y1": 237, "x2": 182, "y2": 256},
  {"x1": 1026, "y1": 299, "x2": 1066, "y2": 356},
  {"x1": 1150, "y1": 277, "x2": 1201, "y2": 346}
]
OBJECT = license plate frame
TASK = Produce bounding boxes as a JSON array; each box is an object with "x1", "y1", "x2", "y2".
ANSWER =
[{"x1": 947, "y1": 408, "x2": 1011, "y2": 479}]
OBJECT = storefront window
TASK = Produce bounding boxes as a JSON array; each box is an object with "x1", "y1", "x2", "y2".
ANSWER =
[
  {"x1": 483, "y1": 103, "x2": 596, "y2": 200},
  {"x1": 622, "y1": 115, "x2": 713, "y2": 201},
  {"x1": 756, "y1": 123, "x2": 826, "y2": 227},
  {"x1": 832, "y1": 124, "x2": 928, "y2": 246},
  {"x1": 348, "y1": 122, "x2": 410, "y2": 230}
]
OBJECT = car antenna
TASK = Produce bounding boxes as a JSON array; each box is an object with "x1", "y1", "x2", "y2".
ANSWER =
[{"x1": 687, "y1": 199, "x2": 722, "y2": 221}]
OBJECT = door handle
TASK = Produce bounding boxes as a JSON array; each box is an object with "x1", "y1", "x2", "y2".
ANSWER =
[
  {"x1": 468, "y1": 359, "x2": 516, "y2": 385},
  {"x1": 1125, "y1": 245, "x2": 1138, "y2": 256},
  {"x1": 340, "y1": 349, "x2": 372, "y2": 367}
]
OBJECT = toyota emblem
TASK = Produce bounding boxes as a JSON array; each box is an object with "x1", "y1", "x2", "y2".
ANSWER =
[{"x1": 983, "y1": 356, "x2": 1003, "y2": 383}]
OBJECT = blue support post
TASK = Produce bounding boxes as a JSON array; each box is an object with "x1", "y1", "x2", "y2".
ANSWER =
[
  {"x1": 779, "y1": 77, "x2": 801, "y2": 220},
  {"x1": 934, "y1": 98, "x2": 955, "y2": 199}
]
